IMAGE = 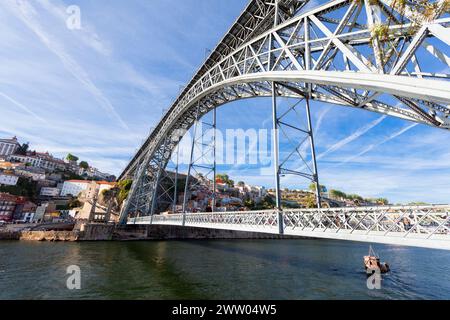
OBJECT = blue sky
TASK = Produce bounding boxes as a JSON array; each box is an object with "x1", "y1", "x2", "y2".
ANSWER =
[{"x1": 0, "y1": 0, "x2": 449, "y2": 204}]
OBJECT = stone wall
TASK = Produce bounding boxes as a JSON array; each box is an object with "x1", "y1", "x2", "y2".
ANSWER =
[
  {"x1": 114, "y1": 224, "x2": 299, "y2": 241},
  {"x1": 79, "y1": 224, "x2": 115, "y2": 241},
  {"x1": 0, "y1": 224, "x2": 115, "y2": 242},
  {"x1": 0, "y1": 231, "x2": 20, "y2": 240},
  {"x1": 19, "y1": 231, "x2": 79, "y2": 241}
]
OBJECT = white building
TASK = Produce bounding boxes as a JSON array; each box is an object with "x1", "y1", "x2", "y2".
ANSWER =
[
  {"x1": 0, "y1": 137, "x2": 20, "y2": 157},
  {"x1": 40, "y1": 187, "x2": 61, "y2": 197},
  {"x1": 60, "y1": 180, "x2": 90, "y2": 197},
  {"x1": 14, "y1": 168, "x2": 46, "y2": 181},
  {"x1": 79, "y1": 166, "x2": 111, "y2": 180},
  {"x1": 60, "y1": 180, "x2": 115, "y2": 197},
  {"x1": 0, "y1": 173, "x2": 19, "y2": 186},
  {"x1": 33, "y1": 204, "x2": 47, "y2": 222},
  {"x1": 8, "y1": 153, "x2": 66, "y2": 172}
]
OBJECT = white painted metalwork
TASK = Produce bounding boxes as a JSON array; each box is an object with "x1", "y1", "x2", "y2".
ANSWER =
[
  {"x1": 119, "y1": 0, "x2": 450, "y2": 231},
  {"x1": 130, "y1": 205, "x2": 450, "y2": 250}
]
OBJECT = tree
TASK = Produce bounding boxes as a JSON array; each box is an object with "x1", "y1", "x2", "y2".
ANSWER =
[
  {"x1": 16, "y1": 143, "x2": 29, "y2": 155},
  {"x1": 254, "y1": 195, "x2": 275, "y2": 210},
  {"x1": 117, "y1": 179, "x2": 133, "y2": 205},
  {"x1": 376, "y1": 198, "x2": 389, "y2": 205},
  {"x1": 0, "y1": 177, "x2": 37, "y2": 199},
  {"x1": 66, "y1": 153, "x2": 79, "y2": 162},
  {"x1": 244, "y1": 198, "x2": 255, "y2": 209},
  {"x1": 303, "y1": 194, "x2": 317, "y2": 209},
  {"x1": 216, "y1": 174, "x2": 234, "y2": 186},
  {"x1": 309, "y1": 183, "x2": 327, "y2": 193},
  {"x1": 79, "y1": 161, "x2": 89, "y2": 169},
  {"x1": 329, "y1": 189, "x2": 347, "y2": 200},
  {"x1": 68, "y1": 197, "x2": 82, "y2": 209}
]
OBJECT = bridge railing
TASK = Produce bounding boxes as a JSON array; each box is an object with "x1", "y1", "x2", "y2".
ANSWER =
[{"x1": 130, "y1": 205, "x2": 450, "y2": 240}]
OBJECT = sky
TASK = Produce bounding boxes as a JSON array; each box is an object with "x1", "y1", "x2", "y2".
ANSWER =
[{"x1": 0, "y1": 0, "x2": 449, "y2": 204}]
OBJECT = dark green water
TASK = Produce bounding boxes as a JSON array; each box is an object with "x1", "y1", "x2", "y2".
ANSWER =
[{"x1": 0, "y1": 239, "x2": 449, "y2": 300}]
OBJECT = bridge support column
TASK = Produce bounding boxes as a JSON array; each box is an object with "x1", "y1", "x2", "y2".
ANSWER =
[
  {"x1": 305, "y1": 98, "x2": 322, "y2": 209},
  {"x1": 212, "y1": 106, "x2": 217, "y2": 213},
  {"x1": 271, "y1": 80, "x2": 323, "y2": 220},
  {"x1": 182, "y1": 102, "x2": 217, "y2": 225},
  {"x1": 272, "y1": 82, "x2": 284, "y2": 235},
  {"x1": 148, "y1": 138, "x2": 169, "y2": 224},
  {"x1": 182, "y1": 105, "x2": 200, "y2": 226},
  {"x1": 173, "y1": 143, "x2": 180, "y2": 213}
]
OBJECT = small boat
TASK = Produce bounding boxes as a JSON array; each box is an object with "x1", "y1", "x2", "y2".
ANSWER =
[{"x1": 364, "y1": 246, "x2": 390, "y2": 275}]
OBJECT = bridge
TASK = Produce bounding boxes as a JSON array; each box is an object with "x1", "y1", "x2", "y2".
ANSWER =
[{"x1": 118, "y1": 0, "x2": 450, "y2": 250}]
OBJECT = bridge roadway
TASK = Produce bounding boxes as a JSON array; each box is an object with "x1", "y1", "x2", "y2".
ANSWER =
[{"x1": 128, "y1": 205, "x2": 450, "y2": 250}]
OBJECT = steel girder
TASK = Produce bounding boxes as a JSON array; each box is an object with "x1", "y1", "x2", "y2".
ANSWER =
[{"x1": 119, "y1": 0, "x2": 450, "y2": 223}]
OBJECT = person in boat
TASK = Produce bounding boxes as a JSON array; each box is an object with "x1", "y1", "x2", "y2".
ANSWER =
[{"x1": 364, "y1": 246, "x2": 390, "y2": 274}]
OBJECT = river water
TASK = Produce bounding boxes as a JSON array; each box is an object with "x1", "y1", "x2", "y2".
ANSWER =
[{"x1": 0, "y1": 239, "x2": 449, "y2": 300}]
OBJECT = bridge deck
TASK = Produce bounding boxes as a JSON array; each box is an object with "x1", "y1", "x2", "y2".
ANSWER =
[{"x1": 129, "y1": 206, "x2": 450, "y2": 250}]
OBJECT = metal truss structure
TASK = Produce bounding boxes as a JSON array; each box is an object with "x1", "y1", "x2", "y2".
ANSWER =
[
  {"x1": 182, "y1": 104, "x2": 217, "y2": 224},
  {"x1": 132, "y1": 205, "x2": 450, "y2": 250},
  {"x1": 119, "y1": 0, "x2": 450, "y2": 242}
]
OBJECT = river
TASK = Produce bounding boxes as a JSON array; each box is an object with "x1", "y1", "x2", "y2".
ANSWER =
[{"x1": 0, "y1": 239, "x2": 449, "y2": 299}]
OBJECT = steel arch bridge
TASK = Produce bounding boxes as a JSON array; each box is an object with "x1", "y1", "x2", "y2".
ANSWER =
[{"x1": 118, "y1": 0, "x2": 450, "y2": 250}]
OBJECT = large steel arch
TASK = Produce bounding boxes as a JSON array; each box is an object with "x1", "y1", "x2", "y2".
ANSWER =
[{"x1": 119, "y1": 0, "x2": 450, "y2": 224}]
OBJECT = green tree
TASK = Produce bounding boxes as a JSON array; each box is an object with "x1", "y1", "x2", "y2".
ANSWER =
[
  {"x1": 68, "y1": 197, "x2": 82, "y2": 209},
  {"x1": 329, "y1": 189, "x2": 347, "y2": 200},
  {"x1": 66, "y1": 153, "x2": 79, "y2": 162},
  {"x1": 0, "y1": 178, "x2": 37, "y2": 199},
  {"x1": 216, "y1": 174, "x2": 234, "y2": 186},
  {"x1": 244, "y1": 198, "x2": 255, "y2": 209},
  {"x1": 117, "y1": 179, "x2": 133, "y2": 205},
  {"x1": 16, "y1": 143, "x2": 29, "y2": 155},
  {"x1": 79, "y1": 161, "x2": 89, "y2": 169},
  {"x1": 309, "y1": 183, "x2": 327, "y2": 193}
]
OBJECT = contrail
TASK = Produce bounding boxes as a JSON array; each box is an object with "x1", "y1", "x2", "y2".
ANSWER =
[
  {"x1": 0, "y1": 92, "x2": 47, "y2": 123},
  {"x1": 337, "y1": 123, "x2": 418, "y2": 166},
  {"x1": 316, "y1": 115, "x2": 387, "y2": 160},
  {"x1": 7, "y1": 0, "x2": 129, "y2": 130}
]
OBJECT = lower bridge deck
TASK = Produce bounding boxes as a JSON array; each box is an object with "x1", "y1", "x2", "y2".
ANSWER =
[{"x1": 128, "y1": 205, "x2": 450, "y2": 250}]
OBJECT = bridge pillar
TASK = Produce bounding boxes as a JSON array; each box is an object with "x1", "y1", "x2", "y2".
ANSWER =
[
  {"x1": 305, "y1": 98, "x2": 322, "y2": 209},
  {"x1": 182, "y1": 104, "x2": 200, "y2": 226},
  {"x1": 271, "y1": 82, "x2": 284, "y2": 235},
  {"x1": 182, "y1": 102, "x2": 217, "y2": 224}
]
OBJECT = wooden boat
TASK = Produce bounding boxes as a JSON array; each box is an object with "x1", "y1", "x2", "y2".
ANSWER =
[{"x1": 364, "y1": 246, "x2": 390, "y2": 275}]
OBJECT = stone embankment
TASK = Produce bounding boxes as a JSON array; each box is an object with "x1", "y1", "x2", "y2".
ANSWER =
[
  {"x1": 114, "y1": 224, "x2": 299, "y2": 241},
  {"x1": 1, "y1": 224, "x2": 301, "y2": 242},
  {"x1": 0, "y1": 223, "x2": 115, "y2": 242}
]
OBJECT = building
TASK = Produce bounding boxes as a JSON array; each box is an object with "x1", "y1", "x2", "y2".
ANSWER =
[
  {"x1": 79, "y1": 166, "x2": 111, "y2": 180},
  {"x1": 8, "y1": 152, "x2": 66, "y2": 172},
  {"x1": 0, "y1": 137, "x2": 20, "y2": 157},
  {"x1": 0, "y1": 193, "x2": 17, "y2": 222},
  {"x1": 33, "y1": 202, "x2": 57, "y2": 222},
  {"x1": 0, "y1": 160, "x2": 24, "y2": 170},
  {"x1": 60, "y1": 180, "x2": 115, "y2": 197},
  {"x1": 60, "y1": 180, "x2": 90, "y2": 197},
  {"x1": 14, "y1": 167, "x2": 46, "y2": 181},
  {"x1": 14, "y1": 201, "x2": 37, "y2": 222},
  {"x1": 0, "y1": 173, "x2": 19, "y2": 186},
  {"x1": 40, "y1": 187, "x2": 61, "y2": 197}
]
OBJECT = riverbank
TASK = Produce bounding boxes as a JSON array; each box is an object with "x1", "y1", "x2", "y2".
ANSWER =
[
  {"x1": 0, "y1": 224, "x2": 299, "y2": 242},
  {"x1": 0, "y1": 223, "x2": 114, "y2": 241}
]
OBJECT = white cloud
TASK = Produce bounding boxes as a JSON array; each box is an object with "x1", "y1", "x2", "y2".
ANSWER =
[{"x1": 4, "y1": 0, "x2": 129, "y2": 130}]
